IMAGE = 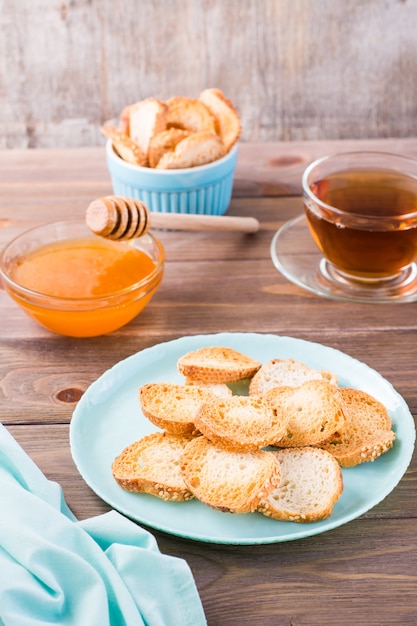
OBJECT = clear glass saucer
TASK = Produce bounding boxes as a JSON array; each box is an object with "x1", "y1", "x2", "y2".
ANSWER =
[{"x1": 270, "y1": 214, "x2": 417, "y2": 304}]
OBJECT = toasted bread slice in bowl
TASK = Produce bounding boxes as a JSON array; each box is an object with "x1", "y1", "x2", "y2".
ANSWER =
[
  {"x1": 166, "y1": 96, "x2": 216, "y2": 134},
  {"x1": 199, "y1": 88, "x2": 241, "y2": 153}
]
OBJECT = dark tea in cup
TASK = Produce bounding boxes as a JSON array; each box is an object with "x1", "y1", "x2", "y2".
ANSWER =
[{"x1": 302, "y1": 152, "x2": 417, "y2": 285}]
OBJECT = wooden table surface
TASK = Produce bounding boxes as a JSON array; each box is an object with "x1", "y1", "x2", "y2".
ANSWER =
[{"x1": 1, "y1": 139, "x2": 417, "y2": 626}]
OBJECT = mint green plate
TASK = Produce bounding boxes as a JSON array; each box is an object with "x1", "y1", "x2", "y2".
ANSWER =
[{"x1": 70, "y1": 333, "x2": 415, "y2": 545}]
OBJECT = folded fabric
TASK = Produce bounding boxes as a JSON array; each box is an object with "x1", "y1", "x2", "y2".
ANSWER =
[{"x1": 0, "y1": 423, "x2": 206, "y2": 626}]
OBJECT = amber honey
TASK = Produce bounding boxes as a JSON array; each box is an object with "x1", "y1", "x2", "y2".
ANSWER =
[
  {"x1": 7, "y1": 236, "x2": 162, "y2": 337},
  {"x1": 305, "y1": 168, "x2": 417, "y2": 279}
]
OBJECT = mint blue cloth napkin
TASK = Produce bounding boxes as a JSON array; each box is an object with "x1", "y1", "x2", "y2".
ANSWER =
[{"x1": 0, "y1": 423, "x2": 207, "y2": 626}]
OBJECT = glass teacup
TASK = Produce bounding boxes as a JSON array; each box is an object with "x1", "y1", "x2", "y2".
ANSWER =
[{"x1": 302, "y1": 151, "x2": 417, "y2": 290}]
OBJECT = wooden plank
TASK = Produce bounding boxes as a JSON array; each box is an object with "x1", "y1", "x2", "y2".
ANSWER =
[
  {"x1": 2, "y1": 325, "x2": 416, "y2": 424},
  {"x1": 159, "y1": 519, "x2": 417, "y2": 626},
  {"x1": 234, "y1": 139, "x2": 417, "y2": 197},
  {"x1": 1, "y1": 1, "x2": 417, "y2": 148},
  {"x1": 2, "y1": 141, "x2": 417, "y2": 229}
]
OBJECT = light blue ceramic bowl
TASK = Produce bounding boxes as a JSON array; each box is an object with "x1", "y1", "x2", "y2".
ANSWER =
[{"x1": 105, "y1": 139, "x2": 238, "y2": 215}]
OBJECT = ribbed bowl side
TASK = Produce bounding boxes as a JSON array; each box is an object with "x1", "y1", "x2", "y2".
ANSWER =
[{"x1": 109, "y1": 173, "x2": 234, "y2": 215}]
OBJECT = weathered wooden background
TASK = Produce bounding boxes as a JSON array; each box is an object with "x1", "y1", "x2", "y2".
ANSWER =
[{"x1": 1, "y1": 0, "x2": 417, "y2": 149}]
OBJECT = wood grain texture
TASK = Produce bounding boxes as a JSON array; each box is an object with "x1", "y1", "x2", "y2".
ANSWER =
[
  {"x1": 1, "y1": 0, "x2": 417, "y2": 148},
  {"x1": 1, "y1": 140, "x2": 417, "y2": 625}
]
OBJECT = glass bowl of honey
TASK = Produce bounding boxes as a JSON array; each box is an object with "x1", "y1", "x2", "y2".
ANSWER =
[{"x1": 0, "y1": 220, "x2": 165, "y2": 337}]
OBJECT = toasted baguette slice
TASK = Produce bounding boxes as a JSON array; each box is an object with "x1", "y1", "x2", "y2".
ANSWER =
[
  {"x1": 249, "y1": 358, "x2": 337, "y2": 396},
  {"x1": 129, "y1": 97, "x2": 168, "y2": 156},
  {"x1": 185, "y1": 377, "x2": 233, "y2": 398},
  {"x1": 148, "y1": 127, "x2": 191, "y2": 168},
  {"x1": 177, "y1": 346, "x2": 261, "y2": 384},
  {"x1": 265, "y1": 380, "x2": 346, "y2": 447},
  {"x1": 139, "y1": 382, "x2": 212, "y2": 434},
  {"x1": 195, "y1": 395, "x2": 290, "y2": 452},
  {"x1": 180, "y1": 436, "x2": 281, "y2": 513},
  {"x1": 338, "y1": 387, "x2": 392, "y2": 431},
  {"x1": 156, "y1": 130, "x2": 225, "y2": 169},
  {"x1": 258, "y1": 447, "x2": 343, "y2": 522},
  {"x1": 112, "y1": 432, "x2": 195, "y2": 501},
  {"x1": 101, "y1": 125, "x2": 147, "y2": 166},
  {"x1": 320, "y1": 387, "x2": 396, "y2": 467},
  {"x1": 119, "y1": 104, "x2": 132, "y2": 135},
  {"x1": 166, "y1": 96, "x2": 216, "y2": 133},
  {"x1": 199, "y1": 88, "x2": 241, "y2": 152}
]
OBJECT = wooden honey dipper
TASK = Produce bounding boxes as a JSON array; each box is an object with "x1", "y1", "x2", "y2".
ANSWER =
[{"x1": 86, "y1": 195, "x2": 259, "y2": 240}]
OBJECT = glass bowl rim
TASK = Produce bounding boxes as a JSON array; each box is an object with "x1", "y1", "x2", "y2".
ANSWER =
[{"x1": 0, "y1": 218, "x2": 165, "y2": 306}]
